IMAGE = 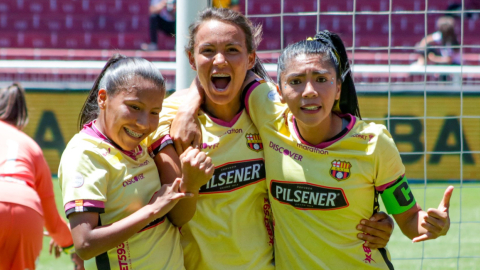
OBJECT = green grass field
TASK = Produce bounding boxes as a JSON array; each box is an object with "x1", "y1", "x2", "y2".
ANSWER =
[{"x1": 37, "y1": 179, "x2": 480, "y2": 269}]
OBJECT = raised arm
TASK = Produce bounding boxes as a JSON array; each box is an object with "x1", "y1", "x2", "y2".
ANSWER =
[
  {"x1": 169, "y1": 78, "x2": 204, "y2": 155},
  {"x1": 393, "y1": 185, "x2": 453, "y2": 242}
]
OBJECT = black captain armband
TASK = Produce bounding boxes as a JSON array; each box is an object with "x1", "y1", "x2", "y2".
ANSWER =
[{"x1": 380, "y1": 176, "x2": 416, "y2": 215}]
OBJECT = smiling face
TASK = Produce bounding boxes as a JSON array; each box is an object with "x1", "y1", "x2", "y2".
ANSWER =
[
  {"x1": 96, "y1": 76, "x2": 164, "y2": 151},
  {"x1": 189, "y1": 19, "x2": 255, "y2": 118},
  {"x1": 280, "y1": 53, "x2": 341, "y2": 135}
]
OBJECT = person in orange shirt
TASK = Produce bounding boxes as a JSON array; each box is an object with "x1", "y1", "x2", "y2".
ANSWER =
[{"x1": 0, "y1": 83, "x2": 80, "y2": 270}]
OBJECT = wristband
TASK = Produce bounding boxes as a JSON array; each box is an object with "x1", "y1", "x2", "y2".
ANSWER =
[
  {"x1": 62, "y1": 244, "x2": 75, "y2": 255},
  {"x1": 380, "y1": 176, "x2": 416, "y2": 215}
]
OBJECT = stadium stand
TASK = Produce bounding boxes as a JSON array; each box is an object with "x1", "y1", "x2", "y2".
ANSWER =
[{"x1": 0, "y1": 0, "x2": 478, "y2": 84}]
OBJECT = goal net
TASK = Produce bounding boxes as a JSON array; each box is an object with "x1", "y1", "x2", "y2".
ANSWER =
[{"x1": 240, "y1": 0, "x2": 480, "y2": 268}]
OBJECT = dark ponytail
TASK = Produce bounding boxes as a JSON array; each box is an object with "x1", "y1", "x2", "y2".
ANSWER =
[
  {"x1": 277, "y1": 30, "x2": 361, "y2": 118},
  {"x1": 78, "y1": 54, "x2": 166, "y2": 130},
  {"x1": 78, "y1": 54, "x2": 126, "y2": 130},
  {"x1": 0, "y1": 82, "x2": 28, "y2": 129},
  {"x1": 317, "y1": 31, "x2": 361, "y2": 118}
]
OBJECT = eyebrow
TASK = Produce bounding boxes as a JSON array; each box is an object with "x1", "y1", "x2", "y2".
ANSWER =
[
  {"x1": 198, "y1": 42, "x2": 243, "y2": 47},
  {"x1": 286, "y1": 70, "x2": 330, "y2": 77}
]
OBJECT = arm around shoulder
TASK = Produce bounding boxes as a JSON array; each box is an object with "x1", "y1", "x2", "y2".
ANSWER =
[{"x1": 154, "y1": 144, "x2": 214, "y2": 227}]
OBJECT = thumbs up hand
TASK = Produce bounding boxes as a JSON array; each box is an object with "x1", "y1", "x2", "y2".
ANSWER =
[{"x1": 412, "y1": 186, "x2": 454, "y2": 243}]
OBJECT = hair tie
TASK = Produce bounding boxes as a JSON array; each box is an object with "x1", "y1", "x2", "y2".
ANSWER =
[{"x1": 332, "y1": 50, "x2": 342, "y2": 72}]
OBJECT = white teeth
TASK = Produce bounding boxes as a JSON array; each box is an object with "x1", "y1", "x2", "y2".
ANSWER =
[
  {"x1": 303, "y1": 106, "x2": 320, "y2": 110},
  {"x1": 211, "y1": 73, "x2": 230, "y2": 78},
  {"x1": 124, "y1": 127, "x2": 143, "y2": 138}
]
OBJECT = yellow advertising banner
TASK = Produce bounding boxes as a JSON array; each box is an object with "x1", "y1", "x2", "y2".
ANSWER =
[
  {"x1": 23, "y1": 91, "x2": 88, "y2": 174},
  {"x1": 359, "y1": 92, "x2": 480, "y2": 182},
  {"x1": 23, "y1": 90, "x2": 480, "y2": 181}
]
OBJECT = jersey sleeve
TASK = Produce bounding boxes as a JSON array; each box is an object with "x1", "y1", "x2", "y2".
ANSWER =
[
  {"x1": 245, "y1": 81, "x2": 287, "y2": 128},
  {"x1": 144, "y1": 97, "x2": 180, "y2": 157},
  {"x1": 373, "y1": 126, "x2": 406, "y2": 187},
  {"x1": 59, "y1": 144, "x2": 110, "y2": 218}
]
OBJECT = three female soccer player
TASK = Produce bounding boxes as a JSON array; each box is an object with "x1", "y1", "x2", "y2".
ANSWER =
[{"x1": 59, "y1": 7, "x2": 452, "y2": 270}]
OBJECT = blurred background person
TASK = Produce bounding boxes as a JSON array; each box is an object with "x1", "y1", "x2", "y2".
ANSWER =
[
  {"x1": 0, "y1": 83, "x2": 78, "y2": 270},
  {"x1": 141, "y1": 0, "x2": 176, "y2": 51},
  {"x1": 414, "y1": 16, "x2": 461, "y2": 66}
]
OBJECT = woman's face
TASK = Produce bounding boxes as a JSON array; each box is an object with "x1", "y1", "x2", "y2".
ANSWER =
[
  {"x1": 280, "y1": 53, "x2": 341, "y2": 130},
  {"x1": 189, "y1": 19, "x2": 255, "y2": 109},
  {"x1": 97, "y1": 76, "x2": 164, "y2": 151}
]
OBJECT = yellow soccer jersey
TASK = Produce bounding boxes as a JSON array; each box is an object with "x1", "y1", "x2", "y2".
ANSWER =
[
  {"x1": 146, "y1": 96, "x2": 274, "y2": 270},
  {"x1": 247, "y1": 82, "x2": 405, "y2": 270},
  {"x1": 59, "y1": 122, "x2": 184, "y2": 270}
]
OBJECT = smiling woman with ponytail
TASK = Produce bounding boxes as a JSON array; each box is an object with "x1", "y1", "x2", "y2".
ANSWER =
[{"x1": 59, "y1": 54, "x2": 213, "y2": 270}]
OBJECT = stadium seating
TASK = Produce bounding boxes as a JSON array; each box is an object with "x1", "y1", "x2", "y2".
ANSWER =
[
  {"x1": 0, "y1": 0, "x2": 478, "y2": 84},
  {"x1": 1, "y1": 0, "x2": 476, "y2": 51}
]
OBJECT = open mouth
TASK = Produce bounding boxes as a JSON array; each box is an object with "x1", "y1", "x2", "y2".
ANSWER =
[
  {"x1": 300, "y1": 105, "x2": 322, "y2": 114},
  {"x1": 301, "y1": 105, "x2": 321, "y2": 111},
  {"x1": 211, "y1": 73, "x2": 231, "y2": 91},
  {"x1": 124, "y1": 127, "x2": 143, "y2": 138}
]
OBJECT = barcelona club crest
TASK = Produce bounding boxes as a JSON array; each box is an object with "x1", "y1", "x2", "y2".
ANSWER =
[
  {"x1": 330, "y1": 160, "x2": 352, "y2": 181},
  {"x1": 246, "y1": 133, "x2": 263, "y2": 152}
]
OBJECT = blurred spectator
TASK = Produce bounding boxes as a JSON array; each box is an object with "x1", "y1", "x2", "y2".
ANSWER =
[
  {"x1": 141, "y1": 0, "x2": 176, "y2": 51},
  {"x1": 212, "y1": 0, "x2": 240, "y2": 11},
  {"x1": 414, "y1": 16, "x2": 461, "y2": 66},
  {"x1": 446, "y1": 1, "x2": 480, "y2": 19},
  {"x1": 0, "y1": 83, "x2": 81, "y2": 270}
]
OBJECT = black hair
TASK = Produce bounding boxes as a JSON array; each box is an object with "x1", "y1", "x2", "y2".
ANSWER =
[
  {"x1": 277, "y1": 30, "x2": 361, "y2": 118},
  {"x1": 185, "y1": 7, "x2": 271, "y2": 82},
  {"x1": 0, "y1": 82, "x2": 28, "y2": 129},
  {"x1": 78, "y1": 54, "x2": 166, "y2": 130}
]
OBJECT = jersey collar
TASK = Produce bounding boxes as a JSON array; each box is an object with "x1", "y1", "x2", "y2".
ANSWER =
[
  {"x1": 292, "y1": 113, "x2": 356, "y2": 149},
  {"x1": 81, "y1": 120, "x2": 143, "y2": 161}
]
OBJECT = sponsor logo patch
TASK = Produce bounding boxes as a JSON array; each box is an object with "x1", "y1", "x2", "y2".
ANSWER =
[
  {"x1": 201, "y1": 142, "x2": 220, "y2": 150},
  {"x1": 75, "y1": 199, "x2": 84, "y2": 212},
  {"x1": 246, "y1": 133, "x2": 263, "y2": 152},
  {"x1": 270, "y1": 181, "x2": 348, "y2": 210},
  {"x1": 362, "y1": 242, "x2": 376, "y2": 264},
  {"x1": 122, "y1": 173, "x2": 144, "y2": 187},
  {"x1": 72, "y1": 172, "x2": 84, "y2": 188},
  {"x1": 267, "y1": 89, "x2": 280, "y2": 102},
  {"x1": 269, "y1": 141, "x2": 303, "y2": 161},
  {"x1": 224, "y1": 128, "x2": 243, "y2": 135},
  {"x1": 200, "y1": 159, "x2": 265, "y2": 193},
  {"x1": 330, "y1": 160, "x2": 352, "y2": 181},
  {"x1": 351, "y1": 133, "x2": 375, "y2": 142}
]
